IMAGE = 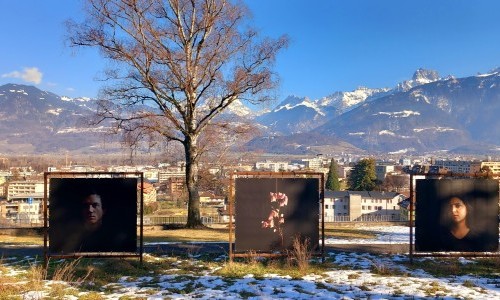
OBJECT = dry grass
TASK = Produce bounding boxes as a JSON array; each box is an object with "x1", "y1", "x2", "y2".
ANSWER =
[
  {"x1": 50, "y1": 258, "x2": 93, "y2": 284},
  {"x1": 0, "y1": 234, "x2": 44, "y2": 245},
  {"x1": 0, "y1": 266, "x2": 24, "y2": 298},
  {"x1": 286, "y1": 236, "x2": 313, "y2": 272},
  {"x1": 142, "y1": 224, "x2": 233, "y2": 243},
  {"x1": 143, "y1": 223, "x2": 378, "y2": 243},
  {"x1": 323, "y1": 224, "x2": 378, "y2": 240},
  {"x1": 0, "y1": 223, "x2": 379, "y2": 246}
]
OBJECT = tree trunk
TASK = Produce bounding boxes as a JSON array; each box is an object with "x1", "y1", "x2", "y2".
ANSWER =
[{"x1": 184, "y1": 135, "x2": 203, "y2": 228}]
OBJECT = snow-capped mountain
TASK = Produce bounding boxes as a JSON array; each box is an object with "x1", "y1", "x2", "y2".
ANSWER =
[
  {"x1": 248, "y1": 69, "x2": 500, "y2": 154},
  {"x1": 395, "y1": 68, "x2": 440, "y2": 92},
  {"x1": 255, "y1": 86, "x2": 391, "y2": 135},
  {"x1": 0, "y1": 83, "x2": 115, "y2": 153},
  {"x1": 317, "y1": 70, "x2": 500, "y2": 153},
  {"x1": 1, "y1": 67, "x2": 499, "y2": 155},
  {"x1": 225, "y1": 99, "x2": 255, "y2": 117}
]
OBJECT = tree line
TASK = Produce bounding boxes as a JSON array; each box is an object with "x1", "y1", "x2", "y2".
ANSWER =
[{"x1": 326, "y1": 158, "x2": 409, "y2": 192}]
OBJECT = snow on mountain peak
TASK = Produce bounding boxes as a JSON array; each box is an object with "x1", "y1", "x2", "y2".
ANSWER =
[
  {"x1": 396, "y1": 68, "x2": 440, "y2": 92},
  {"x1": 412, "y1": 68, "x2": 440, "y2": 83},
  {"x1": 319, "y1": 86, "x2": 390, "y2": 114},
  {"x1": 227, "y1": 99, "x2": 253, "y2": 117},
  {"x1": 274, "y1": 96, "x2": 316, "y2": 112}
]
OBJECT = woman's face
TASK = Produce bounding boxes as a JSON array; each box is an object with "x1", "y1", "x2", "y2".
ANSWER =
[{"x1": 449, "y1": 197, "x2": 467, "y2": 224}]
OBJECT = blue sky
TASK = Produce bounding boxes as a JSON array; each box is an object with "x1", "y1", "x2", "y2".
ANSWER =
[{"x1": 2, "y1": 0, "x2": 500, "y2": 101}]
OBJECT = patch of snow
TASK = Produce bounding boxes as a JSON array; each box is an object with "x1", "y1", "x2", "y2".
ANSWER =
[
  {"x1": 413, "y1": 127, "x2": 455, "y2": 133},
  {"x1": 10, "y1": 89, "x2": 29, "y2": 95},
  {"x1": 379, "y1": 130, "x2": 396, "y2": 136},
  {"x1": 56, "y1": 126, "x2": 108, "y2": 134},
  {"x1": 47, "y1": 108, "x2": 62, "y2": 116},
  {"x1": 348, "y1": 132, "x2": 365, "y2": 136},
  {"x1": 410, "y1": 90, "x2": 430, "y2": 104},
  {"x1": 388, "y1": 148, "x2": 416, "y2": 154},
  {"x1": 373, "y1": 110, "x2": 420, "y2": 118},
  {"x1": 476, "y1": 72, "x2": 498, "y2": 77}
]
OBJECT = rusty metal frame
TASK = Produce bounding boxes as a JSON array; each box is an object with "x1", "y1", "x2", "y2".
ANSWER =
[
  {"x1": 43, "y1": 172, "x2": 144, "y2": 267},
  {"x1": 228, "y1": 171, "x2": 325, "y2": 262},
  {"x1": 409, "y1": 172, "x2": 500, "y2": 263}
]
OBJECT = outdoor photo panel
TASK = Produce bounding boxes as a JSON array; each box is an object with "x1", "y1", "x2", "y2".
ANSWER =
[
  {"x1": 415, "y1": 178, "x2": 499, "y2": 252},
  {"x1": 235, "y1": 177, "x2": 320, "y2": 252},
  {"x1": 49, "y1": 177, "x2": 138, "y2": 253}
]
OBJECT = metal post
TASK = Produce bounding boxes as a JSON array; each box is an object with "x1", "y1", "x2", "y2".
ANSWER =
[
  {"x1": 320, "y1": 172, "x2": 325, "y2": 263},
  {"x1": 140, "y1": 172, "x2": 144, "y2": 265},
  {"x1": 43, "y1": 172, "x2": 49, "y2": 269},
  {"x1": 228, "y1": 172, "x2": 234, "y2": 262},
  {"x1": 409, "y1": 173, "x2": 414, "y2": 264}
]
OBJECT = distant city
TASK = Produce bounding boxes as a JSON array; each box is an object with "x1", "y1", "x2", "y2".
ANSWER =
[{"x1": 1, "y1": 152, "x2": 498, "y2": 227}]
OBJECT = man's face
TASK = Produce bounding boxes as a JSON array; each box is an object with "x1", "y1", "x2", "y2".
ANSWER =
[
  {"x1": 82, "y1": 194, "x2": 104, "y2": 225},
  {"x1": 449, "y1": 197, "x2": 467, "y2": 224}
]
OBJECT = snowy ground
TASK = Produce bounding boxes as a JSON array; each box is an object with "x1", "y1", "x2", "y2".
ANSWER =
[
  {"x1": 325, "y1": 225, "x2": 413, "y2": 244},
  {"x1": 2, "y1": 225, "x2": 500, "y2": 299}
]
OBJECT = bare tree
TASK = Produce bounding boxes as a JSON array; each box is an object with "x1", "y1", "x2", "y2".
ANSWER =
[{"x1": 67, "y1": 0, "x2": 287, "y2": 227}]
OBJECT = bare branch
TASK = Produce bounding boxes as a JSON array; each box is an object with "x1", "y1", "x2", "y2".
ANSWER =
[{"x1": 68, "y1": 0, "x2": 287, "y2": 227}]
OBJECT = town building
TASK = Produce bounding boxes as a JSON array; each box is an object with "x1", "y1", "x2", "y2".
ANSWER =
[
  {"x1": 292, "y1": 157, "x2": 324, "y2": 170},
  {"x1": 0, "y1": 201, "x2": 41, "y2": 225},
  {"x1": 164, "y1": 177, "x2": 186, "y2": 198},
  {"x1": 337, "y1": 165, "x2": 353, "y2": 179},
  {"x1": 431, "y1": 160, "x2": 500, "y2": 175},
  {"x1": 7, "y1": 180, "x2": 44, "y2": 201},
  {"x1": 199, "y1": 191, "x2": 225, "y2": 207},
  {"x1": 158, "y1": 167, "x2": 185, "y2": 182},
  {"x1": 1, "y1": 180, "x2": 44, "y2": 225},
  {"x1": 470, "y1": 161, "x2": 500, "y2": 174},
  {"x1": 139, "y1": 181, "x2": 157, "y2": 204},
  {"x1": 433, "y1": 160, "x2": 472, "y2": 173},
  {"x1": 375, "y1": 164, "x2": 395, "y2": 181},
  {"x1": 255, "y1": 160, "x2": 289, "y2": 172},
  {"x1": 323, "y1": 190, "x2": 406, "y2": 222}
]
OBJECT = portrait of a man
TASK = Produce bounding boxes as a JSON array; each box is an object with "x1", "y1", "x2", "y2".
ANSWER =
[
  {"x1": 49, "y1": 177, "x2": 138, "y2": 253},
  {"x1": 415, "y1": 178, "x2": 499, "y2": 252}
]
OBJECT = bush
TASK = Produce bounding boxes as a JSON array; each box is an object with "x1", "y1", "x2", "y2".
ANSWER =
[{"x1": 143, "y1": 202, "x2": 159, "y2": 215}]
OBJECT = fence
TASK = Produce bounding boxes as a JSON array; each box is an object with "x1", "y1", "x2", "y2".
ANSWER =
[
  {"x1": 1, "y1": 213, "x2": 407, "y2": 228},
  {"x1": 0, "y1": 215, "x2": 43, "y2": 228},
  {"x1": 143, "y1": 214, "x2": 407, "y2": 225},
  {"x1": 142, "y1": 215, "x2": 225, "y2": 225},
  {"x1": 322, "y1": 214, "x2": 408, "y2": 223}
]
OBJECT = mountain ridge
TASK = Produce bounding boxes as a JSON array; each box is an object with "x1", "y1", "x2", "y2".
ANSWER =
[{"x1": 1, "y1": 67, "x2": 499, "y2": 155}]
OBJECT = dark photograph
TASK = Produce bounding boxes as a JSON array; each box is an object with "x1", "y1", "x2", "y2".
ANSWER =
[
  {"x1": 415, "y1": 178, "x2": 499, "y2": 252},
  {"x1": 49, "y1": 177, "x2": 138, "y2": 253},
  {"x1": 234, "y1": 177, "x2": 320, "y2": 252}
]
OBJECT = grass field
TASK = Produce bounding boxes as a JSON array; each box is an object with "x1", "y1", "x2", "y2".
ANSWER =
[
  {"x1": 1, "y1": 224, "x2": 499, "y2": 299},
  {"x1": 0, "y1": 223, "x2": 379, "y2": 245}
]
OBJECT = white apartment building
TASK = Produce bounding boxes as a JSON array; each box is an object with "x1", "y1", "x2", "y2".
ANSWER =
[
  {"x1": 323, "y1": 191, "x2": 405, "y2": 221},
  {"x1": 255, "y1": 160, "x2": 289, "y2": 172},
  {"x1": 7, "y1": 180, "x2": 44, "y2": 201},
  {"x1": 158, "y1": 167, "x2": 185, "y2": 182},
  {"x1": 2, "y1": 180, "x2": 44, "y2": 225}
]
